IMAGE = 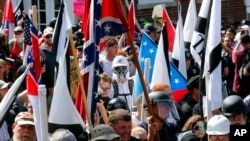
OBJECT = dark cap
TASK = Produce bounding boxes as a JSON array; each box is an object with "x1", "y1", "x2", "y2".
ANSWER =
[
  {"x1": 75, "y1": 40, "x2": 84, "y2": 51},
  {"x1": 240, "y1": 34, "x2": 250, "y2": 44},
  {"x1": 185, "y1": 49, "x2": 192, "y2": 60},
  {"x1": 187, "y1": 75, "x2": 199, "y2": 90},
  {"x1": 143, "y1": 23, "x2": 157, "y2": 33},
  {"x1": 73, "y1": 31, "x2": 84, "y2": 40},
  {"x1": 181, "y1": 133, "x2": 200, "y2": 141}
]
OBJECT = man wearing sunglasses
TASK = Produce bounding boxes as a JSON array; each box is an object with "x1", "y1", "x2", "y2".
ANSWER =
[
  {"x1": 40, "y1": 27, "x2": 56, "y2": 105},
  {"x1": 9, "y1": 26, "x2": 24, "y2": 56}
]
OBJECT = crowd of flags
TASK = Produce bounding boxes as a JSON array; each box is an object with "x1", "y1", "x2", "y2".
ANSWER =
[{"x1": 0, "y1": 0, "x2": 224, "y2": 139}]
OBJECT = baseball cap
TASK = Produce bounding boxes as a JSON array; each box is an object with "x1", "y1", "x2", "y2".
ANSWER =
[
  {"x1": 0, "y1": 80, "x2": 10, "y2": 89},
  {"x1": 185, "y1": 49, "x2": 192, "y2": 60},
  {"x1": 14, "y1": 112, "x2": 34, "y2": 125},
  {"x1": 187, "y1": 75, "x2": 199, "y2": 90},
  {"x1": 75, "y1": 40, "x2": 84, "y2": 51},
  {"x1": 90, "y1": 124, "x2": 120, "y2": 141},
  {"x1": 240, "y1": 25, "x2": 249, "y2": 31},
  {"x1": 50, "y1": 128, "x2": 77, "y2": 141},
  {"x1": 43, "y1": 27, "x2": 54, "y2": 36}
]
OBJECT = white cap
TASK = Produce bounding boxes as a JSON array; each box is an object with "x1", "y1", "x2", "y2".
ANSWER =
[
  {"x1": 241, "y1": 25, "x2": 250, "y2": 31},
  {"x1": 112, "y1": 55, "x2": 129, "y2": 68},
  {"x1": 43, "y1": 27, "x2": 53, "y2": 36},
  {"x1": 206, "y1": 115, "x2": 230, "y2": 135}
]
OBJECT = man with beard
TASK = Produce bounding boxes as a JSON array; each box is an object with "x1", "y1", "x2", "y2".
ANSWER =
[
  {"x1": 222, "y1": 95, "x2": 248, "y2": 125},
  {"x1": 11, "y1": 112, "x2": 36, "y2": 141},
  {"x1": 40, "y1": 27, "x2": 55, "y2": 105}
]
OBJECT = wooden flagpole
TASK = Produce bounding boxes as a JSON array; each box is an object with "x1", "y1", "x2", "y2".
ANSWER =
[
  {"x1": 68, "y1": 31, "x2": 92, "y2": 127},
  {"x1": 31, "y1": 6, "x2": 38, "y2": 29}
]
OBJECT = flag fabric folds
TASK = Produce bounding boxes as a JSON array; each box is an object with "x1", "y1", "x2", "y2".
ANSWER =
[
  {"x1": 170, "y1": 63, "x2": 188, "y2": 104},
  {"x1": 52, "y1": 0, "x2": 72, "y2": 64},
  {"x1": 75, "y1": 0, "x2": 99, "y2": 125},
  {"x1": 133, "y1": 31, "x2": 157, "y2": 101},
  {"x1": 171, "y1": 2, "x2": 187, "y2": 80},
  {"x1": 0, "y1": 66, "x2": 29, "y2": 127},
  {"x1": 202, "y1": 0, "x2": 222, "y2": 118},
  {"x1": 9, "y1": 40, "x2": 19, "y2": 59},
  {"x1": 99, "y1": 0, "x2": 129, "y2": 51},
  {"x1": 183, "y1": 0, "x2": 197, "y2": 50},
  {"x1": 1, "y1": 0, "x2": 15, "y2": 40},
  {"x1": 48, "y1": 0, "x2": 85, "y2": 138},
  {"x1": 151, "y1": 23, "x2": 188, "y2": 104},
  {"x1": 48, "y1": 41, "x2": 85, "y2": 138},
  {"x1": 126, "y1": 0, "x2": 135, "y2": 45},
  {"x1": 23, "y1": 14, "x2": 44, "y2": 141},
  {"x1": 190, "y1": 0, "x2": 211, "y2": 67},
  {"x1": 151, "y1": 23, "x2": 170, "y2": 90},
  {"x1": 13, "y1": 0, "x2": 24, "y2": 26},
  {"x1": 161, "y1": 6, "x2": 175, "y2": 55}
]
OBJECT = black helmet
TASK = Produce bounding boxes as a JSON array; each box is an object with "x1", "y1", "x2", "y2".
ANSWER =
[
  {"x1": 148, "y1": 91, "x2": 171, "y2": 106},
  {"x1": 146, "y1": 91, "x2": 180, "y2": 120},
  {"x1": 222, "y1": 95, "x2": 247, "y2": 116},
  {"x1": 48, "y1": 18, "x2": 57, "y2": 28},
  {"x1": 107, "y1": 97, "x2": 129, "y2": 112},
  {"x1": 72, "y1": 24, "x2": 81, "y2": 33}
]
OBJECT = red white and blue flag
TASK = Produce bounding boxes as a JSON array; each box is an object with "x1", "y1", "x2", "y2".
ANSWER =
[
  {"x1": 23, "y1": 14, "x2": 45, "y2": 141},
  {"x1": 24, "y1": 14, "x2": 41, "y2": 95},
  {"x1": 75, "y1": 0, "x2": 129, "y2": 125},
  {"x1": 75, "y1": 0, "x2": 98, "y2": 125},
  {"x1": 1, "y1": 0, "x2": 15, "y2": 40},
  {"x1": 151, "y1": 23, "x2": 188, "y2": 104},
  {"x1": 99, "y1": 0, "x2": 129, "y2": 51}
]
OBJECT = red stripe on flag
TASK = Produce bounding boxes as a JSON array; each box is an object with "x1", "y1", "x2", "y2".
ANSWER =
[
  {"x1": 172, "y1": 89, "x2": 188, "y2": 104},
  {"x1": 162, "y1": 8, "x2": 175, "y2": 53}
]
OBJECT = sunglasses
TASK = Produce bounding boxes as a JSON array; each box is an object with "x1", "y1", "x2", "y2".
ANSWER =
[
  {"x1": 45, "y1": 35, "x2": 52, "y2": 38},
  {"x1": 14, "y1": 31, "x2": 23, "y2": 35},
  {"x1": 193, "y1": 125, "x2": 206, "y2": 131},
  {"x1": 107, "y1": 42, "x2": 118, "y2": 47},
  {"x1": 101, "y1": 87, "x2": 110, "y2": 92}
]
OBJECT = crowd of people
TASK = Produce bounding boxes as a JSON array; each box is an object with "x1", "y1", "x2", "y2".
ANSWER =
[{"x1": 0, "y1": 10, "x2": 250, "y2": 141}]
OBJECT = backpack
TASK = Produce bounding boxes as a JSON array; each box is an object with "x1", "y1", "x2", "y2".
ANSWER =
[{"x1": 112, "y1": 78, "x2": 134, "y2": 98}]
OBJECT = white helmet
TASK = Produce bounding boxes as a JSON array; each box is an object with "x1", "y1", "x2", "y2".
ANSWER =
[
  {"x1": 206, "y1": 115, "x2": 230, "y2": 135},
  {"x1": 112, "y1": 55, "x2": 129, "y2": 80}
]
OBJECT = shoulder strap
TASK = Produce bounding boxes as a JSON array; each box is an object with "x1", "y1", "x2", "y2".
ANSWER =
[
  {"x1": 99, "y1": 60, "x2": 104, "y2": 74},
  {"x1": 128, "y1": 79, "x2": 134, "y2": 95},
  {"x1": 112, "y1": 79, "x2": 119, "y2": 98}
]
